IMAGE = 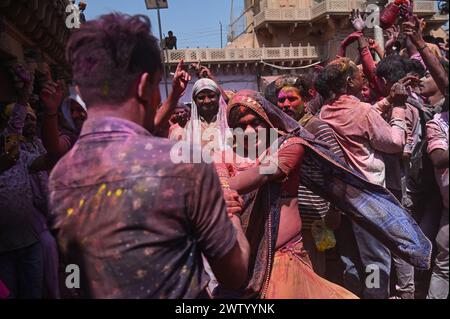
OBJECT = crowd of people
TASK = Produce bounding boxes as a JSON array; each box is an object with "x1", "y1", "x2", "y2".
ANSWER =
[{"x1": 0, "y1": 8, "x2": 448, "y2": 299}]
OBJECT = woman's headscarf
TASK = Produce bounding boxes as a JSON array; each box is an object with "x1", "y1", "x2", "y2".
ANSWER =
[
  {"x1": 186, "y1": 78, "x2": 229, "y2": 149},
  {"x1": 224, "y1": 90, "x2": 431, "y2": 297},
  {"x1": 60, "y1": 86, "x2": 87, "y2": 132},
  {"x1": 228, "y1": 90, "x2": 321, "y2": 148}
]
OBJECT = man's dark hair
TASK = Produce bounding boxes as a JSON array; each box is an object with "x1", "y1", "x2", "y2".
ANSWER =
[
  {"x1": 405, "y1": 58, "x2": 426, "y2": 78},
  {"x1": 275, "y1": 74, "x2": 314, "y2": 99},
  {"x1": 314, "y1": 58, "x2": 358, "y2": 99},
  {"x1": 66, "y1": 13, "x2": 162, "y2": 107},
  {"x1": 376, "y1": 55, "x2": 408, "y2": 84},
  {"x1": 423, "y1": 35, "x2": 437, "y2": 45}
]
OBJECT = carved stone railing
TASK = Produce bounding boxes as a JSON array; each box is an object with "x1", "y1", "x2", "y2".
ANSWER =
[
  {"x1": 428, "y1": 13, "x2": 450, "y2": 22},
  {"x1": 412, "y1": 0, "x2": 438, "y2": 14},
  {"x1": 164, "y1": 44, "x2": 320, "y2": 64},
  {"x1": 255, "y1": 0, "x2": 366, "y2": 28},
  {"x1": 254, "y1": 0, "x2": 444, "y2": 28}
]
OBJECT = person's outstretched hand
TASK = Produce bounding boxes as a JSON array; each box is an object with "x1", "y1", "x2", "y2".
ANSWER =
[
  {"x1": 172, "y1": 59, "x2": 191, "y2": 100},
  {"x1": 350, "y1": 9, "x2": 366, "y2": 32},
  {"x1": 403, "y1": 14, "x2": 425, "y2": 46},
  {"x1": 388, "y1": 82, "x2": 409, "y2": 107},
  {"x1": 384, "y1": 25, "x2": 400, "y2": 49},
  {"x1": 40, "y1": 80, "x2": 63, "y2": 114}
]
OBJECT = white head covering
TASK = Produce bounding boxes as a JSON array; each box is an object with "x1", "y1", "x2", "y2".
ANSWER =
[
  {"x1": 61, "y1": 86, "x2": 87, "y2": 131},
  {"x1": 186, "y1": 78, "x2": 229, "y2": 150}
]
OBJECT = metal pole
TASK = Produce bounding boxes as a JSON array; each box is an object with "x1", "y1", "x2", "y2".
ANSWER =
[
  {"x1": 156, "y1": 3, "x2": 169, "y2": 98},
  {"x1": 373, "y1": 0, "x2": 386, "y2": 62},
  {"x1": 220, "y1": 22, "x2": 223, "y2": 48}
]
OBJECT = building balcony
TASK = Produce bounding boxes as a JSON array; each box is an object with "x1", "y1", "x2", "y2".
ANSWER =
[
  {"x1": 428, "y1": 13, "x2": 450, "y2": 23},
  {"x1": 164, "y1": 44, "x2": 320, "y2": 65},
  {"x1": 255, "y1": 0, "x2": 365, "y2": 28},
  {"x1": 254, "y1": 0, "x2": 446, "y2": 29}
]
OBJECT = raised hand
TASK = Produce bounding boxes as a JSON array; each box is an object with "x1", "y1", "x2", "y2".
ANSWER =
[
  {"x1": 190, "y1": 62, "x2": 213, "y2": 79},
  {"x1": 399, "y1": 74, "x2": 421, "y2": 88},
  {"x1": 384, "y1": 25, "x2": 400, "y2": 49},
  {"x1": 172, "y1": 59, "x2": 191, "y2": 100},
  {"x1": 40, "y1": 81, "x2": 63, "y2": 114},
  {"x1": 388, "y1": 82, "x2": 409, "y2": 106},
  {"x1": 402, "y1": 15, "x2": 425, "y2": 46},
  {"x1": 350, "y1": 9, "x2": 366, "y2": 32}
]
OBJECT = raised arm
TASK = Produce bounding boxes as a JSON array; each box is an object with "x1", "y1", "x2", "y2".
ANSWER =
[
  {"x1": 229, "y1": 141, "x2": 305, "y2": 195},
  {"x1": 368, "y1": 38, "x2": 384, "y2": 60},
  {"x1": 338, "y1": 31, "x2": 363, "y2": 58},
  {"x1": 384, "y1": 25, "x2": 401, "y2": 56},
  {"x1": 39, "y1": 81, "x2": 70, "y2": 158},
  {"x1": 403, "y1": 16, "x2": 449, "y2": 96},
  {"x1": 154, "y1": 60, "x2": 191, "y2": 130},
  {"x1": 368, "y1": 83, "x2": 408, "y2": 154}
]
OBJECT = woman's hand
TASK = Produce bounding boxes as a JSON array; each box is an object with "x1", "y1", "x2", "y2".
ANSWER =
[{"x1": 223, "y1": 188, "x2": 244, "y2": 218}]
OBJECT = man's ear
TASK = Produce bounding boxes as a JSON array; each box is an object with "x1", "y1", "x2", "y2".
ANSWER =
[{"x1": 137, "y1": 73, "x2": 150, "y2": 102}]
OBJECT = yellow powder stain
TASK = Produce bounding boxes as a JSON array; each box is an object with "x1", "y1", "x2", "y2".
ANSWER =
[
  {"x1": 107, "y1": 191, "x2": 112, "y2": 197},
  {"x1": 67, "y1": 208, "x2": 74, "y2": 217},
  {"x1": 79, "y1": 199, "x2": 85, "y2": 208},
  {"x1": 115, "y1": 189, "x2": 123, "y2": 197},
  {"x1": 97, "y1": 183, "x2": 107, "y2": 195}
]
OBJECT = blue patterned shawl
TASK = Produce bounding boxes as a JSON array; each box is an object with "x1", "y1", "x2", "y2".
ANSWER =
[{"x1": 227, "y1": 90, "x2": 432, "y2": 297}]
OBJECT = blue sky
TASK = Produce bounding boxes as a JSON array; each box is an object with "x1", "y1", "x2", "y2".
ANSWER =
[{"x1": 84, "y1": 0, "x2": 244, "y2": 49}]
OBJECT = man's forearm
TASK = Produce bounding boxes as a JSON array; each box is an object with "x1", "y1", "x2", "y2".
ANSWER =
[
  {"x1": 373, "y1": 98, "x2": 391, "y2": 115},
  {"x1": 230, "y1": 215, "x2": 250, "y2": 273},
  {"x1": 416, "y1": 39, "x2": 448, "y2": 96},
  {"x1": 41, "y1": 115, "x2": 67, "y2": 157},
  {"x1": 388, "y1": 106, "x2": 407, "y2": 152},
  {"x1": 154, "y1": 92, "x2": 179, "y2": 129}
]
